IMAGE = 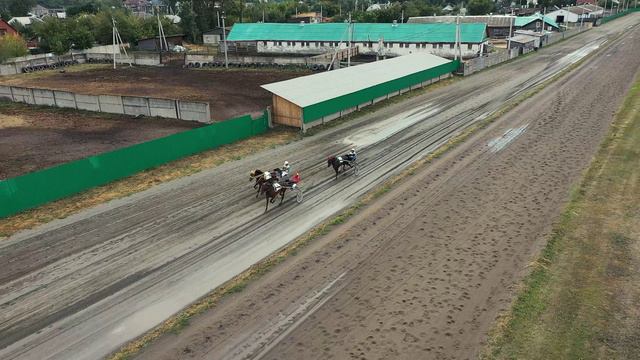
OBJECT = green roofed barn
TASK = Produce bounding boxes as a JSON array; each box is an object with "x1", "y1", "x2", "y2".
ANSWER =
[
  {"x1": 514, "y1": 14, "x2": 560, "y2": 32},
  {"x1": 228, "y1": 22, "x2": 488, "y2": 59},
  {"x1": 261, "y1": 53, "x2": 459, "y2": 130}
]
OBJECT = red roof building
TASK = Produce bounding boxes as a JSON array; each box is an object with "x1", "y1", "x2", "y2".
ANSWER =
[{"x1": 0, "y1": 19, "x2": 18, "y2": 36}]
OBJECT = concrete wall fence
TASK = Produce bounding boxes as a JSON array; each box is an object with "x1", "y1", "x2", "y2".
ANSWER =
[
  {"x1": 0, "y1": 85, "x2": 211, "y2": 123},
  {"x1": 0, "y1": 110, "x2": 270, "y2": 218},
  {"x1": 0, "y1": 52, "x2": 160, "y2": 76}
]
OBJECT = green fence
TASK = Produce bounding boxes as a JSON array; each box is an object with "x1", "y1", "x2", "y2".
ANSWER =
[
  {"x1": 302, "y1": 59, "x2": 460, "y2": 123},
  {"x1": 0, "y1": 111, "x2": 269, "y2": 218},
  {"x1": 602, "y1": 7, "x2": 639, "y2": 23}
]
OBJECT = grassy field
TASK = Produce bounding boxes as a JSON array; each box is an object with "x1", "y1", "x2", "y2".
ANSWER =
[{"x1": 485, "y1": 76, "x2": 640, "y2": 359}]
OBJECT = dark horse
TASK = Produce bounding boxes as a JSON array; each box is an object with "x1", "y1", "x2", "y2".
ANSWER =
[
  {"x1": 327, "y1": 156, "x2": 353, "y2": 180},
  {"x1": 249, "y1": 169, "x2": 268, "y2": 197},
  {"x1": 260, "y1": 181, "x2": 287, "y2": 212},
  {"x1": 250, "y1": 168, "x2": 283, "y2": 197}
]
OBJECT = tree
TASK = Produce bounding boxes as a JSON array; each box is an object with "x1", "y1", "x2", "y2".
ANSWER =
[
  {"x1": 33, "y1": 17, "x2": 68, "y2": 53},
  {"x1": 0, "y1": 34, "x2": 28, "y2": 62},
  {"x1": 467, "y1": 0, "x2": 495, "y2": 15},
  {"x1": 139, "y1": 16, "x2": 182, "y2": 39},
  {"x1": 6, "y1": 0, "x2": 37, "y2": 17},
  {"x1": 68, "y1": 19, "x2": 95, "y2": 49},
  {"x1": 33, "y1": 17, "x2": 94, "y2": 53},
  {"x1": 92, "y1": 9, "x2": 141, "y2": 45},
  {"x1": 179, "y1": 0, "x2": 199, "y2": 42}
]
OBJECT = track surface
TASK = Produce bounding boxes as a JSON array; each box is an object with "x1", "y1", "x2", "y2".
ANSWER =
[{"x1": 1, "y1": 15, "x2": 638, "y2": 360}]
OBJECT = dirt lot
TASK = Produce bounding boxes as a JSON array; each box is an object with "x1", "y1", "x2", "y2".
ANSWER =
[
  {"x1": 0, "y1": 102, "x2": 199, "y2": 179},
  {"x1": 132, "y1": 20, "x2": 640, "y2": 360},
  {"x1": 0, "y1": 66, "x2": 306, "y2": 120}
]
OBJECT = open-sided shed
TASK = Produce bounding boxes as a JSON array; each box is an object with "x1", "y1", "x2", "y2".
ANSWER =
[{"x1": 261, "y1": 53, "x2": 459, "y2": 131}]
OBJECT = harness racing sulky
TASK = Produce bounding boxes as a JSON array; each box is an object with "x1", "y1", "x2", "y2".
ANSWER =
[
  {"x1": 249, "y1": 161, "x2": 303, "y2": 212},
  {"x1": 327, "y1": 148, "x2": 359, "y2": 180}
]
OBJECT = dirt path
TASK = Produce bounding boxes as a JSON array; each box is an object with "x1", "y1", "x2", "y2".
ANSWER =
[
  {"x1": 1, "y1": 15, "x2": 638, "y2": 360},
  {"x1": 134, "y1": 20, "x2": 640, "y2": 360}
]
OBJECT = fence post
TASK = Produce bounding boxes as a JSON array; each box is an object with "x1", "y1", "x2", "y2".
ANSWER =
[{"x1": 266, "y1": 106, "x2": 273, "y2": 128}]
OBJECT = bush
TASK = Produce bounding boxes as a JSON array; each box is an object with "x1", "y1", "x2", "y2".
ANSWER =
[{"x1": 0, "y1": 34, "x2": 29, "y2": 62}]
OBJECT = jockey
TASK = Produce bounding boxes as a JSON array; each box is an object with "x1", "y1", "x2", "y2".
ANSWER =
[
  {"x1": 281, "y1": 161, "x2": 291, "y2": 179},
  {"x1": 344, "y1": 148, "x2": 357, "y2": 162}
]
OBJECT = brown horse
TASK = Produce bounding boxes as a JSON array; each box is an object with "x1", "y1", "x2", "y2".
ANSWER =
[
  {"x1": 249, "y1": 169, "x2": 267, "y2": 197},
  {"x1": 260, "y1": 181, "x2": 287, "y2": 212}
]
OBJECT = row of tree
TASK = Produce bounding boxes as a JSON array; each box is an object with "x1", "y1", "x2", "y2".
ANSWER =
[{"x1": 10, "y1": 9, "x2": 181, "y2": 54}]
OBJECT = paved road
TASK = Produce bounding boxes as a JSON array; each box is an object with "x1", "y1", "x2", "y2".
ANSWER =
[{"x1": 1, "y1": 14, "x2": 637, "y2": 360}]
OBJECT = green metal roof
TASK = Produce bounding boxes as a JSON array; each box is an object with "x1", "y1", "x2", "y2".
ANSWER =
[
  {"x1": 228, "y1": 22, "x2": 488, "y2": 43},
  {"x1": 514, "y1": 14, "x2": 559, "y2": 29}
]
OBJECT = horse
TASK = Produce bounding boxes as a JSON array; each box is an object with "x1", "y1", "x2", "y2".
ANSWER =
[
  {"x1": 250, "y1": 169, "x2": 267, "y2": 197},
  {"x1": 327, "y1": 156, "x2": 353, "y2": 180},
  {"x1": 260, "y1": 181, "x2": 287, "y2": 212}
]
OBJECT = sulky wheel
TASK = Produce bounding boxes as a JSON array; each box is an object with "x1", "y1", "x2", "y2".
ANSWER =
[
  {"x1": 296, "y1": 188, "x2": 304, "y2": 203},
  {"x1": 353, "y1": 162, "x2": 359, "y2": 176}
]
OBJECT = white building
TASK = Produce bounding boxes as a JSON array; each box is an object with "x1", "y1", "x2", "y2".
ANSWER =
[
  {"x1": 227, "y1": 22, "x2": 489, "y2": 60},
  {"x1": 546, "y1": 5, "x2": 604, "y2": 24}
]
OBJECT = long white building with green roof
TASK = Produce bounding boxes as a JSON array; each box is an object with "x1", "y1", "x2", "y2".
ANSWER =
[{"x1": 227, "y1": 22, "x2": 489, "y2": 59}]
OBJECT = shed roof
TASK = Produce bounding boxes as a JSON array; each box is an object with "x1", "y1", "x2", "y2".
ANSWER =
[
  {"x1": 508, "y1": 34, "x2": 538, "y2": 44},
  {"x1": 408, "y1": 15, "x2": 515, "y2": 27},
  {"x1": 514, "y1": 14, "x2": 559, "y2": 29},
  {"x1": 261, "y1": 53, "x2": 452, "y2": 108},
  {"x1": 8, "y1": 16, "x2": 42, "y2": 26},
  {"x1": 228, "y1": 22, "x2": 487, "y2": 44}
]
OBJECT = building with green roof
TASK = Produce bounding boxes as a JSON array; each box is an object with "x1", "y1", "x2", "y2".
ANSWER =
[
  {"x1": 514, "y1": 14, "x2": 560, "y2": 31},
  {"x1": 227, "y1": 22, "x2": 489, "y2": 59},
  {"x1": 261, "y1": 53, "x2": 459, "y2": 130}
]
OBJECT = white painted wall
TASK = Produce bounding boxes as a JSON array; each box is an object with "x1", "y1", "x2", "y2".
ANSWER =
[
  {"x1": 546, "y1": 9, "x2": 580, "y2": 23},
  {"x1": 257, "y1": 40, "x2": 348, "y2": 55},
  {"x1": 203, "y1": 34, "x2": 221, "y2": 45},
  {"x1": 256, "y1": 40, "x2": 482, "y2": 59}
]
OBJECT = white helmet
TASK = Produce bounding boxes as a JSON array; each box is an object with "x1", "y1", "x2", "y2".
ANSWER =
[
  {"x1": 350, "y1": 148, "x2": 356, "y2": 153},
  {"x1": 284, "y1": 161, "x2": 289, "y2": 166}
]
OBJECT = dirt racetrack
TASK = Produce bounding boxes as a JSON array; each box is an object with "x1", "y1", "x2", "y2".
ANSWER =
[
  {"x1": 1, "y1": 15, "x2": 639, "y2": 360},
  {"x1": 133, "y1": 18, "x2": 640, "y2": 360},
  {"x1": 0, "y1": 102, "x2": 199, "y2": 179},
  {"x1": 0, "y1": 66, "x2": 306, "y2": 120}
]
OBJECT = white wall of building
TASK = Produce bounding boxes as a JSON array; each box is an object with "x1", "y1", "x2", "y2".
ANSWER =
[
  {"x1": 546, "y1": 9, "x2": 580, "y2": 23},
  {"x1": 203, "y1": 34, "x2": 221, "y2": 45},
  {"x1": 256, "y1": 40, "x2": 482, "y2": 59}
]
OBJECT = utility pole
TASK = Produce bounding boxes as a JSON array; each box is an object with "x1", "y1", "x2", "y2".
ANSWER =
[
  {"x1": 454, "y1": 15, "x2": 460, "y2": 61},
  {"x1": 222, "y1": 12, "x2": 229, "y2": 68},
  {"x1": 112, "y1": 18, "x2": 116, "y2": 69},
  {"x1": 347, "y1": 13, "x2": 352, "y2": 67},
  {"x1": 112, "y1": 18, "x2": 132, "y2": 69},
  {"x1": 401, "y1": 9, "x2": 404, "y2": 23},
  {"x1": 507, "y1": 15, "x2": 513, "y2": 55},
  {"x1": 157, "y1": 9, "x2": 168, "y2": 51}
]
